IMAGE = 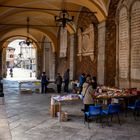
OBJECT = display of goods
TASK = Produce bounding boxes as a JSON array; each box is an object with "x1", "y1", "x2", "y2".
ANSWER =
[{"x1": 96, "y1": 86, "x2": 138, "y2": 98}]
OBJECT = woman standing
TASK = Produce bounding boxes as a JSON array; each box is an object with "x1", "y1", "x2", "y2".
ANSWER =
[{"x1": 81, "y1": 76, "x2": 95, "y2": 121}]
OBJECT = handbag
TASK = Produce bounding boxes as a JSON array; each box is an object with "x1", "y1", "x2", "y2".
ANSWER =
[{"x1": 82, "y1": 85, "x2": 90, "y2": 101}]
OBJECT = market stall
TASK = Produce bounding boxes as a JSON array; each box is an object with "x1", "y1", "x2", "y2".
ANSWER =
[
  {"x1": 18, "y1": 80, "x2": 41, "y2": 94},
  {"x1": 95, "y1": 86, "x2": 139, "y2": 111},
  {"x1": 50, "y1": 94, "x2": 81, "y2": 121}
]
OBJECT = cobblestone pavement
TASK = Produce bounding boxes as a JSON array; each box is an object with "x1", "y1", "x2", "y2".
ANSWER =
[{"x1": 0, "y1": 79, "x2": 140, "y2": 140}]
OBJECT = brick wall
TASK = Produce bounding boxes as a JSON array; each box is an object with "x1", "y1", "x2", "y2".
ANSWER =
[
  {"x1": 75, "y1": 7, "x2": 99, "y2": 79},
  {"x1": 105, "y1": 0, "x2": 120, "y2": 86}
]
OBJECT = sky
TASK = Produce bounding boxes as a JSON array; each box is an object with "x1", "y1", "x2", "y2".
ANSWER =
[
  {"x1": 8, "y1": 39, "x2": 35, "y2": 59},
  {"x1": 8, "y1": 39, "x2": 25, "y2": 55}
]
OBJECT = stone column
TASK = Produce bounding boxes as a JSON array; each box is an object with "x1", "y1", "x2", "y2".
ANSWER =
[
  {"x1": 0, "y1": 49, "x2": 2, "y2": 78},
  {"x1": 69, "y1": 34, "x2": 75, "y2": 80},
  {"x1": 115, "y1": 17, "x2": 119, "y2": 87},
  {"x1": 49, "y1": 52, "x2": 56, "y2": 81},
  {"x1": 97, "y1": 21, "x2": 106, "y2": 85},
  {"x1": 2, "y1": 48, "x2": 6, "y2": 78},
  {"x1": 43, "y1": 45, "x2": 46, "y2": 72}
]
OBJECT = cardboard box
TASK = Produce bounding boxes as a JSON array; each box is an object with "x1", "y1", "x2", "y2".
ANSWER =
[
  {"x1": 57, "y1": 112, "x2": 68, "y2": 122},
  {"x1": 20, "y1": 89, "x2": 32, "y2": 94},
  {"x1": 50, "y1": 104, "x2": 60, "y2": 117},
  {"x1": 61, "y1": 112, "x2": 68, "y2": 122}
]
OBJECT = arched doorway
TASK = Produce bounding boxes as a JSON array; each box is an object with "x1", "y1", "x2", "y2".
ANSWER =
[{"x1": 3, "y1": 39, "x2": 37, "y2": 80}]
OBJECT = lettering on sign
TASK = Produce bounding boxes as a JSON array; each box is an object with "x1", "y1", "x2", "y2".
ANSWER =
[
  {"x1": 119, "y1": 7, "x2": 129, "y2": 78},
  {"x1": 131, "y1": 1, "x2": 140, "y2": 79}
]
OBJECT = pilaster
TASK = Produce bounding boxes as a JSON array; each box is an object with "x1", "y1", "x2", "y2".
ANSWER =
[
  {"x1": 69, "y1": 34, "x2": 76, "y2": 80},
  {"x1": 97, "y1": 21, "x2": 106, "y2": 85}
]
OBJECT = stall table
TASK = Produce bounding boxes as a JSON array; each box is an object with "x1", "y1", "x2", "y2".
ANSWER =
[
  {"x1": 18, "y1": 80, "x2": 41, "y2": 93},
  {"x1": 95, "y1": 93, "x2": 138, "y2": 114},
  {"x1": 51, "y1": 94, "x2": 81, "y2": 121}
]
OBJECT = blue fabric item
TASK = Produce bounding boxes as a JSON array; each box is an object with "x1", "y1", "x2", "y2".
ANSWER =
[
  {"x1": 127, "y1": 106, "x2": 135, "y2": 110},
  {"x1": 41, "y1": 75, "x2": 47, "y2": 83},
  {"x1": 128, "y1": 100, "x2": 140, "y2": 110},
  {"x1": 84, "y1": 105, "x2": 103, "y2": 128},
  {"x1": 102, "y1": 103, "x2": 121, "y2": 125},
  {"x1": 85, "y1": 105, "x2": 102, "y2": 116},
  {"x1": 103, "y1": 104, "x2": 120, "y2": 115},
  {"x1": 127, "y1": 100, "x2": 140, "y2": 120},
  {"x1": 79, "y1": 75, "x2": 86, "y2": 87}
]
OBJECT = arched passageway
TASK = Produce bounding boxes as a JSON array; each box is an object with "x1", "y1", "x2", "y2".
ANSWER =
[
  {"x1": 5, "y1": 39, "x2": 36, "y2": 79},
  {"x1": 0, "y1": 0, "x2": 140, "y2": 89},
  {"x1": 0, "y1": 1, "x2": 140, "y2": 140}
]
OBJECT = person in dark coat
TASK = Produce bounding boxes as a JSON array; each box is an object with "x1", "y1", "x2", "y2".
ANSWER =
[
  {"x1": 9, "y1": 68, "x2": 13, "y2": 77},
  {"x1": 41, "y1": 72, "x2": 48, "y2": 93},
  {"x1": 63, "y1": 69, "x2": 70, "y2": 93},
  {"x1": 55, "y1": 73, "x2": 62, "y2": 93},
  {"x1": 92, "y1": 76, "x2": 97, "y2": 89}
]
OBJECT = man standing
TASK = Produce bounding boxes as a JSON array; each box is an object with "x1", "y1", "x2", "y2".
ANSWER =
[
  {"x1": 55, "y1": 73, "x2": 62, "y2": 93},
  {"x1": 9, "y1": 68, "x2": 13, "y2": 77},
  {"x1": 41, "y1": 72, "x2": 48, "y2": 93},
  {"x1": 63, "y1": 69, "x2": 69, "y2": 93}
]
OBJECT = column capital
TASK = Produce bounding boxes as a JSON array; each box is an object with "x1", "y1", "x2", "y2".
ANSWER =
[{"x1": 98, "y1": 20, "x2": 106, "y2": 29}]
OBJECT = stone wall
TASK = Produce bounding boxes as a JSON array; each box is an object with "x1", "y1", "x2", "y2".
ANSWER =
[
  {"x1": 130, "y1": 0, "x2": 140, "y2": 89},
  {"x1": 116, "y1": 0, "x2": 140, "y2": 89},
  {"x1": 97, "y1": 21, "x2": 106, "y2": 85},
  {"x1": 75, "y1": 7, "x2": 99, "y2": 79},
  {"x1": 36, "y1": 48, "x2": 43, "y2": 79}
]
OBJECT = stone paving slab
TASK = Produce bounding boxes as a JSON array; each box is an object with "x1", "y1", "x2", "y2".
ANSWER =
[
  {"x1": 0, "y1": 105, "x2": 12, "y2": 140},
  {"x1": 1, "y1": 80, "x2": 140, "y2": 140}
]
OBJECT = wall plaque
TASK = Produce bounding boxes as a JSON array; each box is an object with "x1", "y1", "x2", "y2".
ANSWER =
[
  {"x1": 131, "y1": 1, "x2": 140, "y2": 80},
  {"x1": 119, "y1": 7, "x2": 129, "y2": 78},
  {"x1": 77, "y1": 24, "x2": 94, "y2": 61}
]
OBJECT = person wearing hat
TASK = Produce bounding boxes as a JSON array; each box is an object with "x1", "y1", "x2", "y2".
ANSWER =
[{"x1": 81, "y1": 76, "x2": 95, "y2": 121}]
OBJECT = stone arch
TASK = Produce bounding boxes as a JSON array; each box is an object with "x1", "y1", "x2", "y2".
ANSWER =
[
  {"x1": 0, "y1": 27, "x2": 57, "y2": 52},
  {"x1": 0, "y1": 5, "x2": 74, "y2": 35},
  {"x1": 67, "y1": 0, "x2": 107, "y2": 22},
  {"x1": 0, "y1": 36, "x2": 40, "y2": 78},
  {"x1": 0, "y1": 28, "x2": 56, "y2": 79},
  {"x1": 42, "y1": 36, "x2": 56, "y2": 81}
]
